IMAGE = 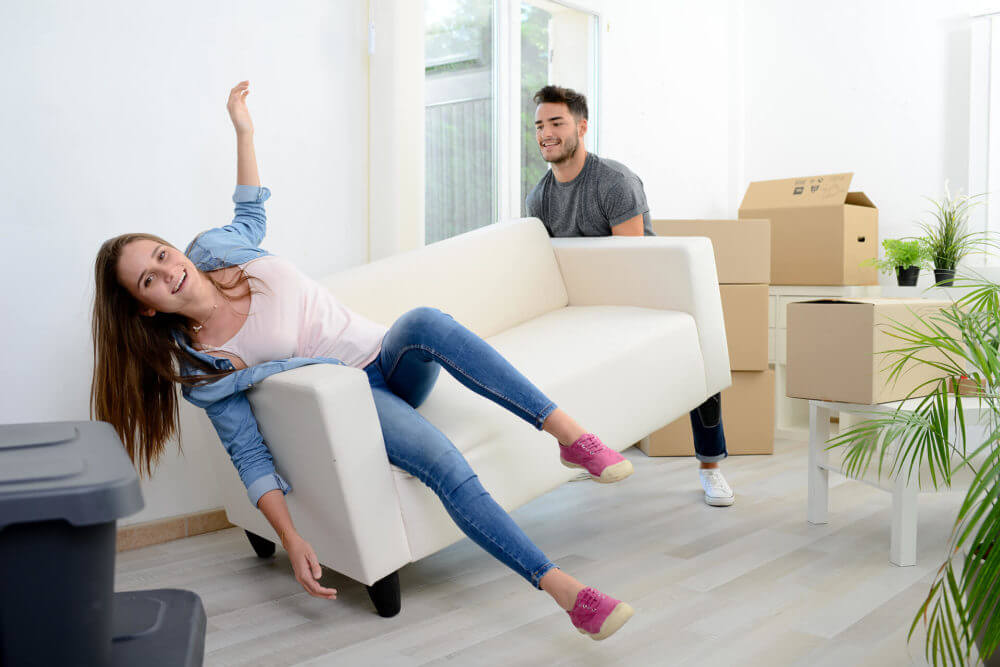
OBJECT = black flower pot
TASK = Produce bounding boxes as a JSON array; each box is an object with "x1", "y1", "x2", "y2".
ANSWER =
[
  {"x1": 933, "y1": 268, "x2": 956, "y2": 287},
  {"x1": 896, "y1": 265, "x2": 920, "y2": 286}
]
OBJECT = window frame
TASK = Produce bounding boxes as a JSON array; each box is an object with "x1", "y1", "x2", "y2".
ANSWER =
[
  {"x1": 969, "y1": 7, "x2": 1000, "y2": 266},
  {"x1": 498, "y1": 0, "x2": 601, "y2": 222},
  {"x1": 423, "y1": 0, "x2": 601, "y2": 235}
]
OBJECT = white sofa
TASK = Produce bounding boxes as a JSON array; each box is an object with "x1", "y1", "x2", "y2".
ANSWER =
[{"x1": 193, "y1": 217, "x2": 731, "y2": 610}]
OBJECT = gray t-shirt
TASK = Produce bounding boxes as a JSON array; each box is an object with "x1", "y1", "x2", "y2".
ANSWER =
[{"x1": 525, "y1": 152, "x2": 654, "y2": 237}]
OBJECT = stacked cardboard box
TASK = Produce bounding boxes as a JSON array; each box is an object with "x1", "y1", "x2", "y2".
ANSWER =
[
  {"x1": 786, "y1": 298, "x2": 953, "y2": 404},
  {"x1": 734, "y1": 172, "x2": 881, "y2": 436},
  {"x1": 737, "y1": 172, "x2": 879, "y2": 286},
  {"x1": 640, "y1": 220, "x2": 775, "y2": 456}
]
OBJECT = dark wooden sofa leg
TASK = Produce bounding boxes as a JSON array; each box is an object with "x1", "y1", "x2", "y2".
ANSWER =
[
  {"x1": 244, "y1": 530, "x2": 276, "y2": 558},
  {"x1": 366, "y1": 571, "x2": 401, "y2": 617}
]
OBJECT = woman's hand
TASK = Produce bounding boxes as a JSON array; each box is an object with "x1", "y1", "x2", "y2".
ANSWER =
[
  {"x1": 284, "y1": 534, "x2": 338, "y2": 600},
  {"x1": 227, "y1": 80, "x2": 254, "y2": 136}
]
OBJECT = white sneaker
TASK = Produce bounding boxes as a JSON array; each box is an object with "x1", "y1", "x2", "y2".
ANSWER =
[{"x1": 699, "y1": 468, "x2": 735, "y2": 507}]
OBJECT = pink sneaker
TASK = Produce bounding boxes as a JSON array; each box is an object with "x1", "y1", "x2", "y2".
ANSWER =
[
  {"x1": 559, "y1": 433, "x2": 634, "y2": 483},
  {"x1": 567, "y1": 587, "x2": 635, "y2": 640}
]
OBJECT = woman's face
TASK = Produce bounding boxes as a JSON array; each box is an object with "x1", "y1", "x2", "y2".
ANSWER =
[{"x1": 116, "y1": 239, "x2": 201, "y2": 317}]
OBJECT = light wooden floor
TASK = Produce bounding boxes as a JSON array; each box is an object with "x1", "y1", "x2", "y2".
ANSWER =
[{"x1": 115, "y1": 433, "x2": 979, "y2": 666}]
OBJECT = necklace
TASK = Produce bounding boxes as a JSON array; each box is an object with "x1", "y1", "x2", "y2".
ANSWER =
[{"x1": 192, "y1": 303, "x2": 219, "y2": 333}]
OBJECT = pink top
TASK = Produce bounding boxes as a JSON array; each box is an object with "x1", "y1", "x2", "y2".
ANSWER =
[{"x1": 198, "y1": 256, "x2": 388, "y2": 369}]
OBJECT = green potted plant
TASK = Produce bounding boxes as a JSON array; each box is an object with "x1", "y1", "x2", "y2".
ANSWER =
[
  {"x1": 919, "y1": 183, "x2": 987, "y2": 287},
  {"x1": 828, "y1": 277, "x2": 1000, "y2": 666},
  {"x1": 868, "y1": 238, "x2": 929, "y2": 286}
]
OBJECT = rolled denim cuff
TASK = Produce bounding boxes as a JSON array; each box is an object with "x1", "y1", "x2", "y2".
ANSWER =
[
  {"x1": 695, "y1": 452, "x2": 728, "y2": 464},
  {"x1": 534, "y1": 402, "x2": 558, "y2": 430},
  {"x1": 247, "y1": 471, "x2": 292, "y2": 507},
  {"x1": 531, "y1": 561, "x2": 558, "y2": 589},
  {"x1": 233, "y1": 184, "x2": 271, "y2": 203}
]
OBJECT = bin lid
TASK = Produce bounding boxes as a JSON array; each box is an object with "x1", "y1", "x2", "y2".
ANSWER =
[{"x1": 0, "y1": 421, "x2": 143, "y2": 529}]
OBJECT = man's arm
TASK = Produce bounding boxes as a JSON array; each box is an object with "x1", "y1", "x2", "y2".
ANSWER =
[
  {"x1": 612, "y1": 214, "x2": 645, "y2": 236},
  {"x1": 604, "y1": 173, "x2": 648, "y2": 236}
]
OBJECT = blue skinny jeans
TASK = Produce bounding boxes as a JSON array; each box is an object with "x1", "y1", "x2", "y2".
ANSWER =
[
  {"x1": 363, "y1": 307, "x2": 559, "y2": 588},
  {"x1": 690, "y1": 393, "x2": 728, "y2": 463}
]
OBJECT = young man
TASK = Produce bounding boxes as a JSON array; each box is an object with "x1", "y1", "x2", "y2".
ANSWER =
[{"x1": 526, "y1": 85, "x2": 735, "y2": 507}]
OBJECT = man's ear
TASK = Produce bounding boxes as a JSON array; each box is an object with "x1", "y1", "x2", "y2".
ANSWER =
[
  {"x1": 577, "y1": 117, "x2": 588, "y2": 138},
  {"x1": 140, "y1": 307, "x2": 157, "y2": 317}
]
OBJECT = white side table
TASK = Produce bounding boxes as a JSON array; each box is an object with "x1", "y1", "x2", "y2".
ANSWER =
[{"x1": 807, "y1": 398, "x2": 984, "y2": 567}]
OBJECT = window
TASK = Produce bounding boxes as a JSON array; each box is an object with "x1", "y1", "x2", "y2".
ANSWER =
[
  {"x1": 520, "y1": 1, "x2": 599, "y2": 215},
  {"x1": 425, "y1": 0, "x2": 599, "y2": 244},
  {"x1": 970, "y1": 8, "x2": 1000, "y2": 264},
  {"x1": 425, "y1": 0, "x2": 495, "y2": 244}
]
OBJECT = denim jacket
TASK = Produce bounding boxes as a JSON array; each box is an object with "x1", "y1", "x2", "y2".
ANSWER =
[{"x1": 179, "y1": 185, "x2": 344, "y2": 506}]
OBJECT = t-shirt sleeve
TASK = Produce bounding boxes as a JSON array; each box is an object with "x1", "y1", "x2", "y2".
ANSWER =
[
  {"x1": 525, "y1": 183, "x2": 543, "y2": 219},
  {"x1": 605, "y1": 175, "x2": 649, "y2": 227}
]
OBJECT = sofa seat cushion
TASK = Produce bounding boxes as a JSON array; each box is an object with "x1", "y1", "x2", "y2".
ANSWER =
[{"x1": 389, "y1": 305, "x2": 713, "y2": 560}]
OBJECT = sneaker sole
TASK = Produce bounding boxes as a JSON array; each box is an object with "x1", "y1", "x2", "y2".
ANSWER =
[
  {"x1": 561, "y1": 459, "x2": 634, "y2": 483},
  {"x1": 577, "y1": 602, "x2": 635, "y2": 640},
  {"x1": 704, "y1": 493, "x2": 735, "y2": 507}
]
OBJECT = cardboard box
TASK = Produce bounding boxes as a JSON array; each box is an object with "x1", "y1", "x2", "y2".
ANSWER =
[
  {"x1": 737, "y1": 172, "x2": 878, "y2": 286},
  {"x1": 786, "y1": 298, "x2": 952, "y2": 404},
  {"x1": 651, "y1": 219, "x2": 770, "y2": 284},
  {"x1": 639, "y1": 370, "x2": 775, "y2": 456},
  {"x1": 721, "y1": 284, "x2": 769, "y2": 371}
]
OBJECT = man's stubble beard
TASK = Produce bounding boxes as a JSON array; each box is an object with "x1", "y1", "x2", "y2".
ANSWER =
[{"x1": 543, "y1": 133, "x2": 579, "y2": 165}]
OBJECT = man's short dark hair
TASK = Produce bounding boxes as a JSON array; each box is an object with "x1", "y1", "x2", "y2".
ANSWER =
[{"x1": 533, "y1": 85, "x2": 588, "y2": 121}]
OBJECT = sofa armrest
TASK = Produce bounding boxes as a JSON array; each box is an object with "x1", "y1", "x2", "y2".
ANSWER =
[
  {"x1": 551, "y1": 236, "x2": 732, "y2": 396},
  {"x1": 238, "y1": 363, "x2": 411, "y2": 585}
]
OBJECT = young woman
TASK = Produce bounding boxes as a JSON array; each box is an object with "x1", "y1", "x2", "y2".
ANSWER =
[{"x1": 91, "y1": 82, "x2": 635, "y2": 640}]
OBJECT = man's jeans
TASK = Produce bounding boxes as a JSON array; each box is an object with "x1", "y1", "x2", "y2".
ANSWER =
[
  {"x1": 690, "y1": 393, "x2": 727, "y2": 463},
  {"x1": 363, "y1": 307, "x2": 559, "y2": 589}
]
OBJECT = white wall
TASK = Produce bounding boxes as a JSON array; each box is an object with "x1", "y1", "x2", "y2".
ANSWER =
[
  {"x1": 585, "y1": 0, "x2": 975, "y2": 256},
  {"x1": 742, "y1": 0, "x2": 976, "y2": 284},
  {"x1": 570, "y1": 0, "x2": 739, "y2": 219},
  {"x1": 0, "y1": 0, "x2": 370, "y2": 524},
  {"x1": 369, "y1": 0, "x2": 426, "y2": 260}
]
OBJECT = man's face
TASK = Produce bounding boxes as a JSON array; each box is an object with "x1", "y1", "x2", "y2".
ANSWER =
[{"x1": 534, "y1": 102, "x2": 587, "y2": 164}]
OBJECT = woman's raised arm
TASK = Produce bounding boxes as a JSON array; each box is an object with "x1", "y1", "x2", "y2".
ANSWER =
[{"x1": 227, "y1": 80, "x2": 260, "y2": 187}]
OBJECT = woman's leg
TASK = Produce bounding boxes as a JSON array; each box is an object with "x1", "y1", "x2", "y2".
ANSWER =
[
  {"x1": 366, "y1": 331, "x2": 635, "y2": 637},
  {"x1": 377, "y1": 307, "x2": 557, "y2": 428},
  {"x1": 367, "y1": 376, "x2": 562, "y2": 593},
  {"x1": 377, "y1": 308, "x2": 588, "y2": 443},
  {"x1": 377, "y1": 307, "x2": 631, "y2": 482}
]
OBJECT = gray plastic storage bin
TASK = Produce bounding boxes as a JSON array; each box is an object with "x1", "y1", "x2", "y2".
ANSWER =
[
  {"x1": 0, "y1": 421, "x2": 204, "y2": 667},
  {"x1": 111, "y1": 588, "x2": 207, "y2": 667}
]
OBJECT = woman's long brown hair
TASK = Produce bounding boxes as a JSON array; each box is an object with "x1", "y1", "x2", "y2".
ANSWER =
[{"x1": 90, "y1": 233, "x2": 248, "y2": 476}]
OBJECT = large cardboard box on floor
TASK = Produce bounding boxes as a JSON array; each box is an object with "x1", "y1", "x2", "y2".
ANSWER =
[
  {"x1": 786, "y1": 298, "x2": 952, "y2": 404},
  {"x1": 651, "y1": 220, "x2": 770, "y2": 284},
  {"x1": 720, "y1": 284, "x2": 768, "y2": 371},
  {"x1": 737, "y1": 173, "x2": 878, "y2": 286},
  {"x1": 639, "y1": 370, "x2": 775, "y2": 456}
]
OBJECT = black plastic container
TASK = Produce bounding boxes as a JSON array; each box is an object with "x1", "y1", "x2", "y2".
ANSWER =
[
  {"x1": 0, "y1": 422, "x2": 143, "y2": 666},
  {"x1": 112, "y1": 589, "x2": 207, "y2": 667},
  {"x1": 896, "y1": 265, "x2": 920, "y2": 286},
  {"x1": 0, "y1": 421, "x2": 208, "y2": 666},
  {"x1": 934, "y1": 268, "x2": 956, "y2": 287}
]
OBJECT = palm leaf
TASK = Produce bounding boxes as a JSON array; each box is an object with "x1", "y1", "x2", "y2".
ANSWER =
[{"x1": 828, "y1": 272, "x2": 1000, "y2": 665}]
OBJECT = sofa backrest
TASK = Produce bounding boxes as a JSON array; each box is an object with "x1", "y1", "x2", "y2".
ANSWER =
[{"x1": 321, "y1": 218, "x2": 569, "y2": 338}]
